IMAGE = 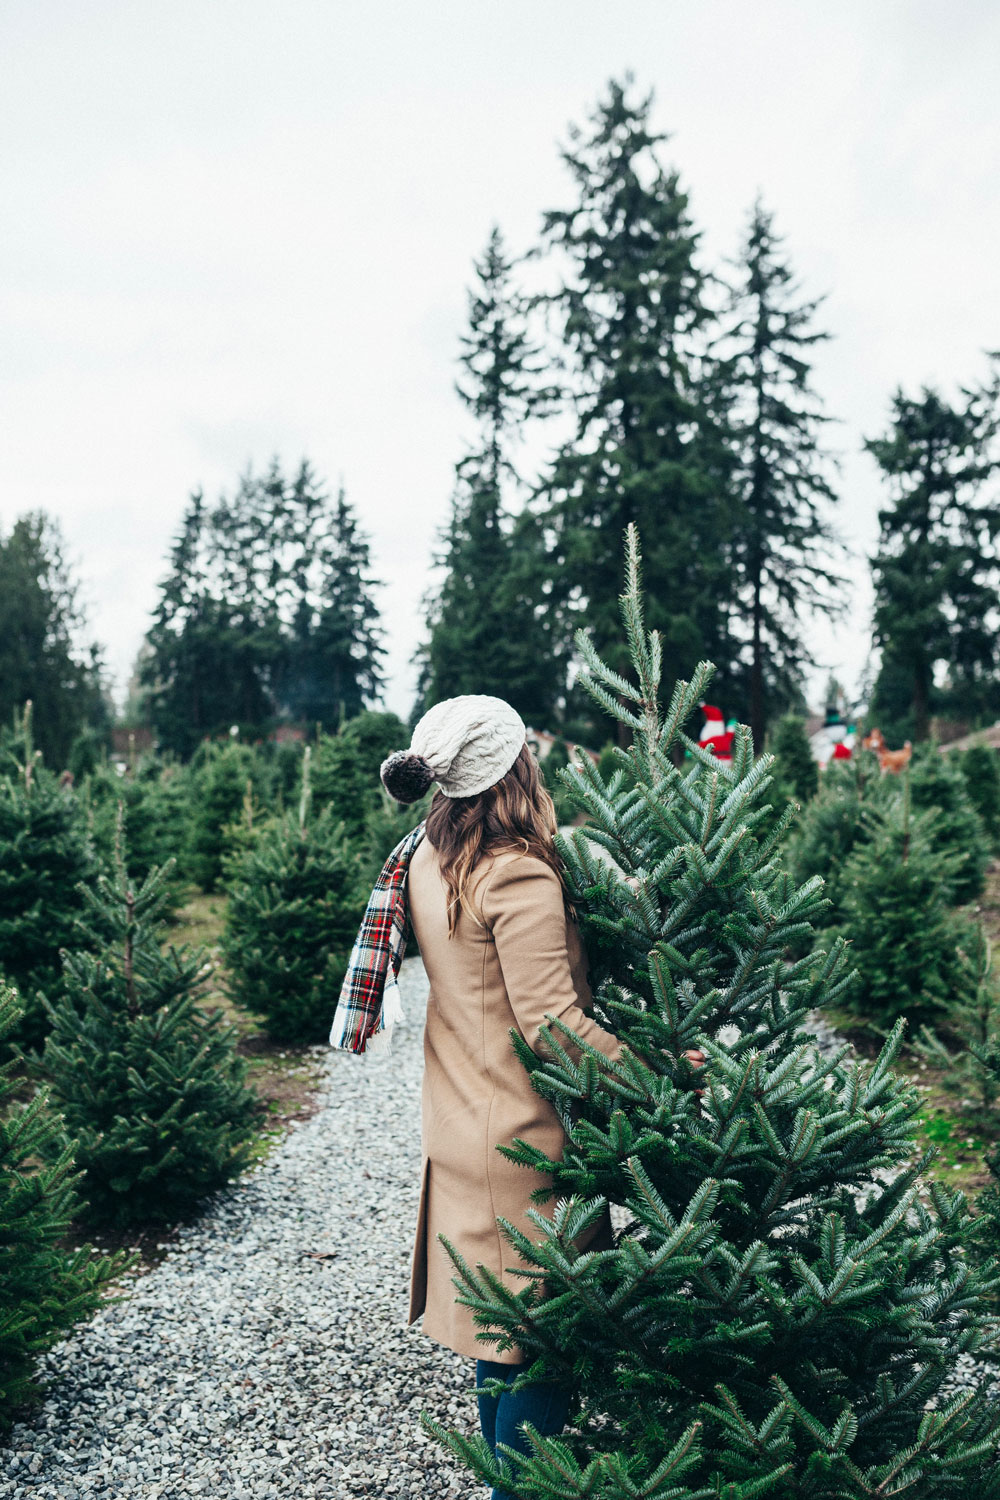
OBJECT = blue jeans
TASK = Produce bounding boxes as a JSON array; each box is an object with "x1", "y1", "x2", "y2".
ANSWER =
[{"x1": 475, "y1": 1358, "x2": 572, "y2": 1500}]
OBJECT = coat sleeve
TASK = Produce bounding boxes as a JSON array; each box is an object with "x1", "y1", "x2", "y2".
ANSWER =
[{"x1": 482, "y1": 855, "x2": 623, "y2": 1065}]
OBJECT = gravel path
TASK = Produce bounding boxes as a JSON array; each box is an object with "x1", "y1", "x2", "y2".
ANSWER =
[{"x1": 2, "y1": 958, "x2": 476, "y2": 1500}]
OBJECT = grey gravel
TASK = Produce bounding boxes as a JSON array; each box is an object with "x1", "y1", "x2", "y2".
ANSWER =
[
  {"x1": 3, "y1": 972, "x2": 988, "y2": 1497},
  {"x1": 2, "y1": 958, "x2": 475, "y2": 1499}
]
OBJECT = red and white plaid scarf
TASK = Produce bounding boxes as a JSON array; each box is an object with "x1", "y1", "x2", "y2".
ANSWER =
[{"x1": 328, "y1": 822, "x2": 426, "y2": 1054}]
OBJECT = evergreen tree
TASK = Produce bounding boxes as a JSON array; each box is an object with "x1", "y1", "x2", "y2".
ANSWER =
[
  {"x1": 143, "y1": 462, "x2": 385, "y2": 754},
  {"x1": 40, "y1": 824, "x2": 259, "y2": 1228},
  {"x1": 0, "y1": 706, "x2": 97, "y2": 1052},
  {"x1": 769, "y1": 713, "x2": 819, "y2": 806},
  {"x1": 715, "y1": 202, "x2": 843, "y2": 747},
  {"x1": 83, "y1": 756, "x2": 192, "y2": 917},
  {"x1": 534, "y1": 78, "x2": 733, "y2": 729},
  {"x1": 429, "y1": 526, "x2": 1000, "y2": 1498},
  {"x1": 280, "y1": 478, "x2": 386, "y2": 727},
  {"x1": 0, "y1": 513, "x2": 107, "y2": 770},
  {"x1": 421, "y1": 227, "x2": 560, "y2": 725},
  {"x1": 960, "y1": 743, "x2": 1000, "y2": 850},
  {"x1": 787, "y1": 753, "x2": 889, "y2": 928},
  {"x1": 142, "y1": 490, "x2": 258, "y2": 757},
  {"x1": 539, "y1": 738, "x2": 578, "y2": 827},
  {"x1": 222, "y1": 752, "x2": 368, "y2": 1042},
  {"x1": 355, "y1": 789, "x2": 431, "y2": 888},
  {"x1": 186, "y1": 742, "x2": 263, "y2": 893},
  {"x1": 908, "y1": 742, "x2": 989, "y2": 904},
  {"x1": 312, "y1": 709, "x2": 409, "y2": 840},
  {"x1": 912, "y1": 923, "x2": 1000, "y2": 1112},
  {"x1": 838, "y1": 784, "x2": 974, "y2": 1027},
  {"x1": 0, "y1": 985, "x2": 132, "y2": 1427},
  {"x1": 868, "y1": 364, "x2": 1000, "y2": 742}
]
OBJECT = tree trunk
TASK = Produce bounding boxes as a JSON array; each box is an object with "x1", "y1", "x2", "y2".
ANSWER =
[
  {"x1": 913, "y1": 665, "x2": 931, "y2": 743},
  {"x1": 750, "y1": 581, "x2": 764, "y2": 755}
]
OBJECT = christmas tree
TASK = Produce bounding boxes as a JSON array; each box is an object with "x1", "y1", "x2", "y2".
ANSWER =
[
  {"x1": 0, "y1": 703, "x2": 96, "y2": 1051},
  {"x1": 40, "y1": 817, "x2": 259, "y2": 1228},
  {"x1": 540, "y1": 738, "x2": 580, "y2": 828},
  {"x1": 787, "y1": 754, "x2": 890, "y2": 929},
  {"x1": 312, "y1": 709, "x2": 408, "y2": 840},
  {"x1": 83, "y1": 753, "x2": 192, "y2": 918},
  {"x1": 222, "y1": 751, "x2": 368, "y2": 1042},
  {"x1": 768, "y1": 715, "x2": 818, "y2": 807},
  {"x1": 0, "y1": 984, "x2": 131, "y2": 1426},
  {"x1": 912, "y1": 922, "x2": 1000, "y2": 1112},
  {"x1": 354, "y1": 788, "x2": 430, "y2": 888},
  {"x1": 428, "y1": 526, "x2": 1000, "y2": 1499},
  {"x1": 961, "y1": 744, "x2": 1000, "y2": 851},
  {"x1": 908, "y1": 744, "x2": 988, "y2": 904},
  {"x1": 186, "y1": 741, "x2": 261, "y2": 892},
  {"x1": 837, "y1": 784, "x2": 976, "y2": 1028}
]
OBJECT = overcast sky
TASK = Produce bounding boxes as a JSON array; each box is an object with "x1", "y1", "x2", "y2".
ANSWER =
[{"x1": 2, "y1": 1, "x2": 998, "y2": 723}]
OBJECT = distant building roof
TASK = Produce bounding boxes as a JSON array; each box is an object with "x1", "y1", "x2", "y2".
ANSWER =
[
  {"x1": 940, "y1": 722, "x2": 1000, "y2": 753},
  {"x1": 527, "y1": 728, "x2": 600, "y2": 766}
]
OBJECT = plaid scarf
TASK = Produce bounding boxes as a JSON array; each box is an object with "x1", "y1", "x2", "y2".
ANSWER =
[{"x1": 328, "y1": 822, "x2": 426, "y2": 1055}]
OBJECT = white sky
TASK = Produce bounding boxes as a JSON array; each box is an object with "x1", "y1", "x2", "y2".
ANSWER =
[{"x1": 1, "y1": 0, "x2": 998, "y2": 723}]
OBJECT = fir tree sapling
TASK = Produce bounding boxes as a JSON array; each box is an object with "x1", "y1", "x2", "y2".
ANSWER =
[
  {"x1": 908, "y1": 744, "x2": 989, "y2": 904},
  {"x1": 786, "y1": 752, "x2": 889, "y2": 928},
  {"x1": 186, "y1": 742, "x2": 262, "y2": 892},
  {"x1": 41, "y1": 817, "x2": 259, "y2": 1229},
  {"x1": 912, "y1": 923, "x2": 1000, "y2": 1112},
  {"x1": 539, "y1": 738, "x2": 578, "y2": 828},
  {"x1": 428, "y1": 525, "x2": 1000, "y2": 1500},
  {"x1": 837, "y1": 779, "x2": 975, "y2": 1029},
  {"x1": 355, "y1": 789, "x2": 430, "y2": 889},
  {"x1": 961, "y1": 744, "x2": 1000, "y2": 851},
  {"x1": 0, "y1": 703, "x2": 96, "y2": 1052},
  {"x1": 768, "y1": 714, "x2": 818, "y2": 807},
  {"x1": 222, "y1": 750, "x2": 367, "y2": 1042},
  {"x1": 312, "y1": 709, "x2": 408, "y2": 840},
  {"x1": 0, "y1": 985, "x2": 132, "y2": 1426},
  {"x1": 83, "y1": 757, "x2": 191, "y2": 918}
]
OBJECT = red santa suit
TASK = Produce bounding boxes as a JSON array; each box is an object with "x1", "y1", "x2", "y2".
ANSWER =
[{"x1": 699, "y1": 704, "x2": 735, "y2": 762}]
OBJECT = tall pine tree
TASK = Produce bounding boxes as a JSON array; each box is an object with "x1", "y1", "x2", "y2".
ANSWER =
[
  {"x1": 0, "y1": 513, "x2": 107, "y2": 769},
  {"x1": 143, "y1": 462, "x2": 384, "y2": 754},
  {"x1": 868, "y1": 363, "x2": 1000, "y2": 742},
  {"x1": 420, "y1": 227, "x2": 559, "y2": 725},
  {"x1": 430, "y1": 526, "x2": 1000, "y2": 1499},
  {"x1": 279, "y1": 473, "x2": 386, "y2": 727},
  {"x1": 534, "y1": 77, "x2": 732, "y2": 728},
  {"x1": 715, "y1": 201, "x2": 843, "y2": 748}
]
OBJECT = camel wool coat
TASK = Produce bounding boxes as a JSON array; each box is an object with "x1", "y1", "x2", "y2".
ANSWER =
[{"x1": 405, "y1": 837, "x2": 623, "y2": 1363}]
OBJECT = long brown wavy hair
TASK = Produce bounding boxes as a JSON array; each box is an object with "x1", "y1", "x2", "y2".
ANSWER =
[{"x1": 424, "y1": 743, "x2": 569, "y2": 935}]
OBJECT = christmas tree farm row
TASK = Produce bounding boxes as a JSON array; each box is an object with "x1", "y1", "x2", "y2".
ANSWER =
[{"x1": 0, "y1": 704, "x2": 425, "y2": 1429}]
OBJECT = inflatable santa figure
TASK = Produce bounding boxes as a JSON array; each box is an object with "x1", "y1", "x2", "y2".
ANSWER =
[{"x1": 698, "y1": 703, "x2": 735, "y2": 762}]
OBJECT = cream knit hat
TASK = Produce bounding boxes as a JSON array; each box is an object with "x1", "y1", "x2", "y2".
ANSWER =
[{"x1": 380, "y1": 694, "x2": 526, "y2": 803}]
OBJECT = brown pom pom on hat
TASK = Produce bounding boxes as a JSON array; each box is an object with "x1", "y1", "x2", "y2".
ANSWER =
[{"x1": 380, "y1": 694, "x2": 526, "y2": 804}]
